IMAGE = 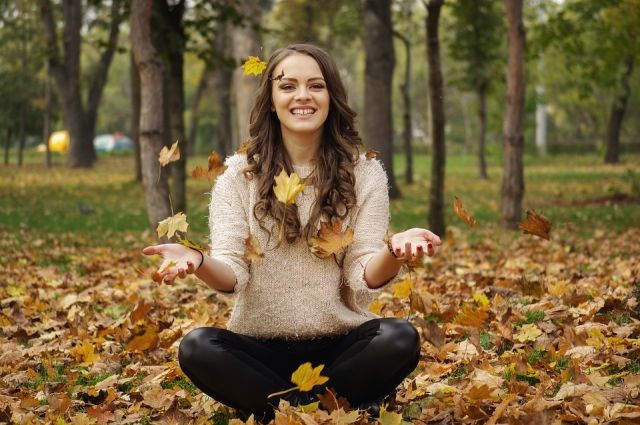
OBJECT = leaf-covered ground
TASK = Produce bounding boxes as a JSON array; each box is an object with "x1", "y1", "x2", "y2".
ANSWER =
[{"x1": 1, "y1": 224, "x2": 638, "y2": 424}]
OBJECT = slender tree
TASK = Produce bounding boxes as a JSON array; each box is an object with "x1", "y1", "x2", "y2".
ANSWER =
[
  {"x1": 39, "y1": 0, "x2": 125, "y2": 167},
  {"x1": 130, "y1": 52, "x2": 142, "y2": 181},
  {"x1": 424, "y1": 0, "x2": 446, "y2": 236},
  {"x1": 363, "y1": 0, "x2": 400, "y2": 198},
  {"x1": 130, "y1": 0, "x2": 172, "y2": 232},
  {"x1": 501, "y1": 0, "x2": 526, "y2": 229}
]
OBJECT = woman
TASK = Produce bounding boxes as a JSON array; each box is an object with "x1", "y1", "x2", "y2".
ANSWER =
[{"x1": 143, "y1": 43, "x2": 441, "y2": 421}]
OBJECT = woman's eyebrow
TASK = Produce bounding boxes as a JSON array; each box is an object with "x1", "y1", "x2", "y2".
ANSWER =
[{"x1": 279, "y1": 76, "x2": 325, "y2": 82}]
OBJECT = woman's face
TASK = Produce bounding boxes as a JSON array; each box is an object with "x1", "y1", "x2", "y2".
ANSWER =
[{"x1": 271, "y1": 53, "x2": 330, "y2": 142}]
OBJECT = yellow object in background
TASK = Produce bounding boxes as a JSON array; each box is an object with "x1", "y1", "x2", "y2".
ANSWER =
[{"x1": 48, "y1": 131, "x2": 69, "y2": 153}]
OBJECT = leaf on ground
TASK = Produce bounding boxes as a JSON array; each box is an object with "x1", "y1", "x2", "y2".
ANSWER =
[
  {"x1": 518, "y1": 209, "x2": 551, "y2": 240},
  {"x1": 126, "y1": 326, "x2": 159, "y2": 352},
  {"x1": 454, "y1": 304, "x2": 489, "y2": 327},
  {"x1": 244, "y1": 234, "x2": 264, "y2": 263},
  {"x1": 377, "y1": 406, "x2": 402, "y2": 425},
  {"x1": 242, "y1": 56, "x2": 267, "y2": 76},
  {"x1": 329, "y1": 408, "x2": 360, "y2": 425},
  {"x1": 158, "y1": 140, "x2": 180, "y2": 167},
  {"x1": 129, "y1": 297, "x2": 153, "y2": 324},
  {"x1": 365, "y1": 149, "x2": 380, "y2": 160},
  {"x1": 392, "y1": 278, "x2": 413, "y2": 299},
  {"x1": 514, "y1": 324, "x2": 542, "y2": 343},
  {"x1": 273, "y1": 170, "x2": 305, "y2": 205},
  {"x1": 72, "y1": 341, "x2": 100, "y2": 366},
  {"x1": 453, "y1": 196, "x2": 477, "y2": 227},
  {"x1": 156, "y1": 212, "x2": 189, "y2": 239},
  {"x1": 291, "y1": 362, "x2": 329, "y2": 392},
  {"x1": 309, "y1": 218, "x2": 354, "y2": 258}
]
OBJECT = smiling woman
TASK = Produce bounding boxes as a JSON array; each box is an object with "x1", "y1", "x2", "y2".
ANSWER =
[{"x1": 143, "y1": 43, "x2": 442, "y2": 422}]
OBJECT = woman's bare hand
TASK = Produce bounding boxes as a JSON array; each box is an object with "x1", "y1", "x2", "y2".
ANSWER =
[
  {"x1": 389, "y1": 228, "x2": 442, "y2": 262},
  {"x1": 142, "y1": 244, "x2": 202, "y2": 284}
]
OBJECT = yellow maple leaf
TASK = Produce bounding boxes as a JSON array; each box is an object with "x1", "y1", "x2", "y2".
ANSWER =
[
  {"x1": 291, "y1": 362, "x2": 329, "y2": 392},
  {"x1": 156, "y1": 212, "x2": 189, "y2": 239},
  {"x1": 377, "y1": 406, "x2": 402, "y2": 425},
  {"x1": 329, "y1": 408, "x2": 361, "y2": 425},
  {"x1": 177, "y1": 237, "x2": 207, "y2": 253},
  {"x1": 392, "y1": 278, "x2": 413, "y2": 299},
  {"x1": 515, "y1": 323, "x2": 542, "y2": 343},
  {"x1": 73, "y1": 341, "x2": 100, "y2": 366},
  {"x1": 473, "y1": 291, "x2": 490, "y2": 309},
  {"x1": 309, "y1": 217, "x2": 354, "y2": 258},
  {"x1": 273, "y1": 170, "x2": 305, "y2": 205},
  {"x1": 454, "y1": 303, "x2": 489, "y2": 327},
  {"x1": 158, "y1": 140, "x2": 180, "y2": 166},
  {"x1": 244, "y1": 234, "x2": 264, "y2": 263},
  {"x1": 369, "y1": 299, "x2": 384, "y2": 315},
  {"x1": 242, "y1": 56, "x2": 267, "y2": 76}
]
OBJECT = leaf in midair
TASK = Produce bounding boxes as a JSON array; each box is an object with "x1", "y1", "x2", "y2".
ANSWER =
[
  {"x1": 273, "y1": 170, "x2": 305, "y2": 205},
  {"x1": 242, "y1": 56, "x2": 267, "y2": 76},
  {"x1": 365, "y1": 149, "x2": 380, "y2": 160},
  {"x1": 291, "y1": 362, "x2": 329, "y2": 392},
  {"x1": 156, "y1": 212, "x2": 189, "y2": 239},
  {"x1": 453, "y1": 196, "x2": 477, "y2": 227},
  {"x1": 518, "y1": 209, "x2": 551, "y2": 240},
  {"x1": 309, "y1": 218, "x2": 354, "y2": 258},
  {"x1": 244, "y1": 234, "x2": 264, "y2": 263},
  {"x1": 191, "y1": 151, "x2": 227, "y2": 181},
  {"x1": 392, "y1": 278, "x2": 413, "y2": 299},
  {"x1": 158, "y1": 140, "x2": 180, "y2": 167}
]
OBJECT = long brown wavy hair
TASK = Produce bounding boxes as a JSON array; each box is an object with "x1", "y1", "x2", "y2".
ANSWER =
[{"x1": 243, "y1": 44, "x2": 362, "y2": 246}]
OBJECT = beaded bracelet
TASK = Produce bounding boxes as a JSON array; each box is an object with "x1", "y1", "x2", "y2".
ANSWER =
[{"x1": 386, "y1": 236, "x2": 404, "y2": 261}]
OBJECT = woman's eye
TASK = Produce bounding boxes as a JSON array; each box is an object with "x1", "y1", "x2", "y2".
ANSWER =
[
  {"x1": 279, "y1": 85, "x2": 295, "y2": 90},
  {"x1": 310, "y1": 84, "x2": 325, "y2": 90}
]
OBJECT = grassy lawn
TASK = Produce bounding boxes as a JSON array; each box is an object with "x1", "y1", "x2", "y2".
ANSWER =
[{"x1": 1, "y1": 150, "x2": 638, "y2": 248}]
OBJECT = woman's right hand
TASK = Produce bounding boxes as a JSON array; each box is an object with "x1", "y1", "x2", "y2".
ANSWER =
[{"x1": 142, "y1": 244, "x2": 203, "y2": 284}]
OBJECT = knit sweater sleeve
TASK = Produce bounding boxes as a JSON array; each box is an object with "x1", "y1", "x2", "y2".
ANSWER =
[
  {"x1": 343, "y1": 158, "x2": 407, "y2": 297},
  {"x1": 208, "y1": 154, "x2": 250, "y2": 293}
]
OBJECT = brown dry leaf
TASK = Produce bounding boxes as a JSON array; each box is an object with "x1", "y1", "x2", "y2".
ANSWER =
[
  {"x1": 158, "y1": 140, "x2": 180, "y2": 166},
  {"x1": 485, "y1": 394, "x2": 516, "y2": 425},
  {"x1": 244, "y1": 234, "x2": 264, "y2": 263},
  {"x1": 87, "y1": 405, "x2": 115, "y2": 425},
  {"x1": 309, "y1": 218, "x2": 354, "y2": 258},
  {"x1": 454, "y1": 304, "x2": 489, "y2": 327},
  {"x1": 129, "y1": 297, "x2": 153, "y2": 325},
  {"x1": 192, "y1": 151, "x2": 227, "y2": 180},
  {"x1": 518, "y1": 209, "x2": 551, "y2": 240},
  {"x1": 317, "y1": 388, "x2": 351, "y2": 413},
  {"x1": 365, "y1": 149, "x2": 380, "y2": 160},
  {"x1": 453, "y1": 196, "x2": 477, "y2": 227},
  {"x1": 409, "y1": 290, "x2": 427, "y2": 314},
  {"x1": 237, "y1": 138, "x2": 251, "y2": 154},
  {"x1": 142, "y1": 383, "x2": 175, "y2": 411}
]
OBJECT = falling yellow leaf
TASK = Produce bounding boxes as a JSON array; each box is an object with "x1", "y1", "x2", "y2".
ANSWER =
[
  {"x1": 377, "y1": 406, "x2": 402, "y2": 425},
  {"x1": 291, "y1": 362, "x2": 329, "y2": 392},
  {"x1": 392, "y1": 278, "x2": 413, "y2": 299},
  {"x1": 156, "y1": 212, "x2": 189, "y2": 239},
  {"x1": 365, "y1": 149, "x2": 380, "y2": 160},
  {"x1": 273, "y1": 170, "x2": 305, "y2": 205},
  {"x1": 158, "y1": 140, "x2": 180, "y2": 166},
  {"x1": 244, "y1": 234, "x2": 264, "y2": 263},
  {"x1": 242, "y1": 56, "x2": 267, "y2": 76},
  {"x1": 515, "y1": 324, "x2": 542, "y2": 343},
  {"x1": 369, "y1": 299, "x2": 384, "y2": 315},
  {"x1": 309, "y1": 218, "x2": 354, "y2": 258},
  {"x1": 518, "y1": 209, "x2": 551, "y2": 240},
  {"x1": 453, "y1": 196, "x2": 477, "y2": 227}
]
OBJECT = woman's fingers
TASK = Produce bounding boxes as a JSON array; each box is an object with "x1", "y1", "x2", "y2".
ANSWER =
[{"x1": 142, "y1": 245, "x2": 163, "y2": 256}]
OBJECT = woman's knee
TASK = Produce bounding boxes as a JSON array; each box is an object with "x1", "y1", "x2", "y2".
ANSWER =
[
  {"x1": 378, "y1": 319, "x2": 420, "y2": 358},
  {"x1": 178, "y1": 327, "x2": 224, "y2": 369}
]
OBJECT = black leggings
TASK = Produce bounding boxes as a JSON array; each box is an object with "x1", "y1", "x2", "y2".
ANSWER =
[{"x1": 178, "y1": 318, "x2": 420, "y2": 420}]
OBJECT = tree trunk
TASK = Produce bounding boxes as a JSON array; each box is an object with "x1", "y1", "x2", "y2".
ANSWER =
[
  {"x1": 213, "y1": 22, "x2": 233, "y2": 158},
  {"x1": 130, "y1": 52, "x2": 142, "y2": 181},
  {"x1": 501, "y1": 0, "x2": 526, "y2": 229},
  {"x1": 426, "y1": 0, "x2": 446, "y2": 237},
  {"x1": 43, "y1": 61, "x2": 52, "y2": 168},
  {"x1": 231, "y1": 2, "x2": 263, "y2": 149},
  {"x1": 85, "y1": 0, "x2": 124, "y2": 163},
  {"x1": 187, "y1": 66, "x2": 211, "y2": 156},
  {"x1": 477, "y1": 82, "x2": 488, "y2": 179},
  {"x1": 130, "y1": 0, "x2": 172, "y2": 233},
  {"x1": 4, "y1": 129, "x2": 11, "y2": 166},
  {"x1": 363, "y1": 0, "x2": 400, "y2": 199},
  {"x1": 605, "y1": 56, "x2": 634, "y2": 164},
  {"x1": 157, "y1": 0, "x2": 187, "y2": 214},
  {"x1": 394, "y1": 31, "x2": 414, "y2": 185},
  {"x1": 18, "y1": 103, "x2": 25, "y2": 167}
]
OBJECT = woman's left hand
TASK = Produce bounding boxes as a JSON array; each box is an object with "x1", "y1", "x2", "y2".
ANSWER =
[{"x1": 390, "y1": 228, "x2": 442, "y2": 261}]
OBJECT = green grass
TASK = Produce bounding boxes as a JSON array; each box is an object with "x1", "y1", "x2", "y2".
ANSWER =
[{"x1": 1, "y1": 151, "x2": 639, "y2": 248}]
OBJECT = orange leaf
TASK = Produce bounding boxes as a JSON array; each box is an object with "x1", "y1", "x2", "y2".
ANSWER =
[
  {"x1": 454, "y1": 304, "x2": 489, "y2": 327},
  {"x1": 365, "y1": 149, "x2": 380, "y2": 160},
  {"x1": 158, "y1": 140, "x2": 180, "y2": 166},
  {"x1": 309, "y1": 218, "x2": 354, "y2": 258},
  {"x1": 191, "y1": 150, "x2": 227, "y2": 180},
  {"x1": 244, "y1": 234, "x2": 264, "y2": 263},
  {"x1": 129, "y1": 298, "x2": 153, "y2": 325},
  {"x1": 518, "y1": 209, "x2": 551, "y2": 240},
  {"x1": 126, "y1": 326, "x2": 159, "y2": 352},
  {"x1": 237, "y1": 138, "x2": 251, "y2": 154},
  {"x1": 453, "y1": 196, "x2": 477, "y2": 227}
]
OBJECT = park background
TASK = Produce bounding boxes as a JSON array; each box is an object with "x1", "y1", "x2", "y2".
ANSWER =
[{"x1": 0, "y1": 0, "x2": 639, "y2": 424}]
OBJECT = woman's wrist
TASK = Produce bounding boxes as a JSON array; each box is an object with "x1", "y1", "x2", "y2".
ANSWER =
[
  {"x1": 191, "y1": 248, "x2": 204, "y2": 270},
  {"x1": 386, "y1": 235, "x2": 406, "y2": 262}
]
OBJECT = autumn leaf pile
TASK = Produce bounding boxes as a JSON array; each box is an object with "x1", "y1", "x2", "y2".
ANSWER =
[{"x1": 1, "y1": 221, "x2": 638, "y2": 424}]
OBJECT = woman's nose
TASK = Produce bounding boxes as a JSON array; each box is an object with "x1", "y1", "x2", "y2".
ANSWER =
[{"x1": 294, "y1": 86, "x2": 311, "y2": 100}]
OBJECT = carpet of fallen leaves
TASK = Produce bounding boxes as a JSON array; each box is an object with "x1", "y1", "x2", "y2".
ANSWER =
[{"x1": 1, "y1": 224, "x2": 639, "y2": 425}]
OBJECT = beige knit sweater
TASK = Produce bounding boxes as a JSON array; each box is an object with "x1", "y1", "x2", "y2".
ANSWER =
[{"x1": 208, "y1": 153, "x2": 403, "y2": 340}]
